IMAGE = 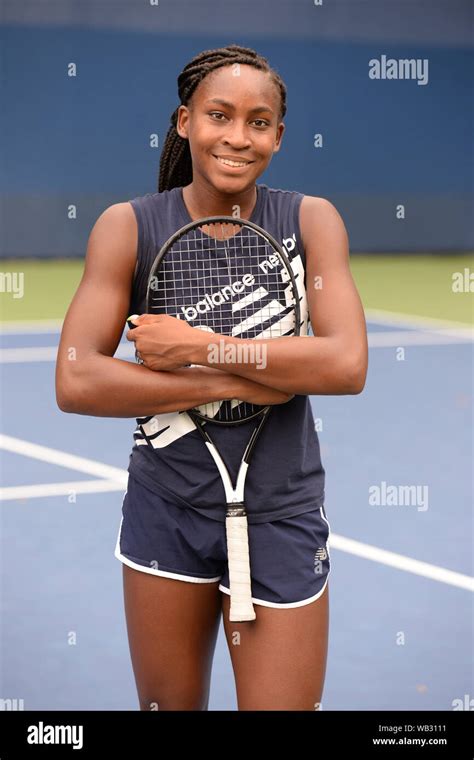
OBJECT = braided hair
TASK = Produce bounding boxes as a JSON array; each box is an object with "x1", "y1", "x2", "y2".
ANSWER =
[{"x1": 158, "y1": 44, "x2": 287, "y2": 193}]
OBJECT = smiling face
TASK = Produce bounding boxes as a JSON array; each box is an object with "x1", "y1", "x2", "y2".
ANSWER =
[{"x1": 176, "y1": 64, "x2": 285, "y2": 194}]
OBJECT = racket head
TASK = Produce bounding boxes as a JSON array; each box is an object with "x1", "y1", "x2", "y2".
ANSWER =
[{"x1": 146, "y1": 215, "x2": 302, "y2": 425}]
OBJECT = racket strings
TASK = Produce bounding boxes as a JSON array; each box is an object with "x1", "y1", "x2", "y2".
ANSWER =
[{"x1": 148, "y1": 222, "x2": 297, "y2": 423}]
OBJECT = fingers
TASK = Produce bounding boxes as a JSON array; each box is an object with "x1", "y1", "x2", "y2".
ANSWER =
[{"x1": 131, "y1": 313, "x2": 168, "y2": 325}]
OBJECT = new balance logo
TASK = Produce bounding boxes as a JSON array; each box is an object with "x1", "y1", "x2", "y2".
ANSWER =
[
  {"x1": 179, "y1": 252, "x2": 285, "y2": 321},
  {"x1": 181, "y1": 273, "x2": 256, "y2": 320},
  {"x1": 314, "y1": 548, "x2": 328, "y2": 562}
]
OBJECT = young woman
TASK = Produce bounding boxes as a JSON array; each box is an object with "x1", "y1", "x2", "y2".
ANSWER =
[{"x1": 56, "y1": 44, "x2": 368, "y2": 711}]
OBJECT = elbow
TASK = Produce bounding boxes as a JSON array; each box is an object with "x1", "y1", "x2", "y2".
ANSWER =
[
  {"x1": 57, "y1": 397, "x2": 75, "y2": 414},
  {"x1": 56, "y1": 372, "x2": 81, "y2": 413},
  {"x1": 56, "y1": 386, "x2": 76, "y2": 413},
  {"x1": 345, "y1": 356, "x2": 368, "y2": 394},
  {"x1": 348, "y1": 375, "x2": 366, "y2": 395}
]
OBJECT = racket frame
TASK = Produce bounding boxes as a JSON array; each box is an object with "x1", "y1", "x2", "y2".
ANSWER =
[{"x1": 140, "y1": 215, "x2": 302, "y2": 621}]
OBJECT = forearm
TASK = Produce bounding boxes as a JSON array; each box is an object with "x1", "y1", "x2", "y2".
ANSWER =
[
  {"x1": 56, "y1": 355, "x2": 242, "y2": 417},
  {"x1": 191, "y1": 334, "x2": 366, "y2": 395}
]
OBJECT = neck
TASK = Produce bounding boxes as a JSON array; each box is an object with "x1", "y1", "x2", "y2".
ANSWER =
[{"x1": 182, "y1": 178, "x2": 257, "y2": 221}]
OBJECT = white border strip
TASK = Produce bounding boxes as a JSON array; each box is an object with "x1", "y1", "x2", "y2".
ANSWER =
[
  {"x1": 367, "y1": 330, "x2": 473, "y2": 347},
  {"x1": 219, "y1": 576, "x2": 329, "y2": 608},
  {"x1": 0, "y1": 330, "x2": 472, "y2": 364},
  {"x1": 0, "y1": 319, "x2": 63, "y2": 334},
  {"x1": 0, "y1": 344, "x2": 134, "y2": 363},
  {"x1": 0, "y1": 309, "x2": 472, "y2": 338},
  {"x1": 365, "y1": 308, "x2": 473, "y2": 339},
  {"x1": 0, "y1": 479, "x2": 125, "y2": 500},
  {"x1": 330, "y1": 533, "x2": 474, "y2": 592},
  {"x1": 0, "y1": 347, "x2": 59, "y2": 363},
  {"x1": 0, "y1": 434, "x2": 128, "y2": 483}
]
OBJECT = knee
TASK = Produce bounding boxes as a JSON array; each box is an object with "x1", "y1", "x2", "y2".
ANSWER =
[{"x1": 138, "y1": 686, "x2": 210, "y2": 711}]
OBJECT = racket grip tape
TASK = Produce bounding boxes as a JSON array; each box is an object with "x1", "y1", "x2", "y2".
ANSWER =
[{"x1": 225, "y1": 513, "x2": 256, "y2": 622}]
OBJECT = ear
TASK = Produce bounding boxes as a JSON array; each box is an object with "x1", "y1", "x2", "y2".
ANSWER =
[
  {"x1": 273, "y1": 121, "x2": 285, "y2": 153},
  {"x1": 176, "y1": 105, "x2": 190, "y2": 140}
]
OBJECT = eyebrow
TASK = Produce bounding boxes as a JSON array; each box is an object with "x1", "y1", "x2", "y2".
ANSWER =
[{"x1": 204, "y1": 98, "x2": 274, "y2": 115}]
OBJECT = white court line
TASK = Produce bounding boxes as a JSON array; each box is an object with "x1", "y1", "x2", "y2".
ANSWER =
[
  {"x1": 0, "y1": 434, "x2": 128, "y2": 484},
  {"x1": 0, "y1": 344, "x2": 135, "y2": 363},
  {"x1": 367, "y1": 330, "x2": 473, "y2": 347},
  {"x1": 0, "y1": 319, "x2": 63, "y2": 334},
  {"x1": 1, "y1": 435, "x2": 472, "y2": 593},
  {"x1": 0, "y1": 479, "x2": 125, "y2": 500},
  {"x1": 0, "y1": 331, "x2": 472, "y2": 364},
  {"x1": 365, "y1": 309, "x2": 473, "y2": 340},
  {"x1": 330, "y1": 534, "x2": 474, "y2": 592},
  {"x1": 0, "y1": 346, "x2": 59, "y2": 362},
  {"x1": 0, "y1": 309, "x2": 472, "y2": 337}
]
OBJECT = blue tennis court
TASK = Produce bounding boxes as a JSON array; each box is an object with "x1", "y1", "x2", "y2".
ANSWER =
[{"x1": 1, "y1": 311, "x2": 471, "y2": 710}]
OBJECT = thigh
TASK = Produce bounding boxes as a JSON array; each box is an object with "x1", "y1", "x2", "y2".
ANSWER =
[
  {"x1": 220, "y1": 506, "x2": 331, "y2": 710},
  {"x1": 116, "y1": 476, "x2": 229, "y2": 710},
  {"x1": 123, "y1": 564, "x2": 223, "y2": 711},
  {"x1": 222, "y1": 583, "x2": 329, "y2": 711}
]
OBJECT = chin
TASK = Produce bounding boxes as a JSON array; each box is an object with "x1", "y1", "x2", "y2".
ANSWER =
[{"x1": 211, "y1": 173, "x2": 253, "y2": 190}]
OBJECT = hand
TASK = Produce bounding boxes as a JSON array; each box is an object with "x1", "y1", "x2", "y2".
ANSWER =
[{"x1": 126, "y1": 314, "x2": 206, "y2": 371}]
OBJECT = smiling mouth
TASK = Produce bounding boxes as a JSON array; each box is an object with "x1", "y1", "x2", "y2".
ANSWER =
[{"x1": 213, "y1": 155, "x2": 254, "y2": 169}]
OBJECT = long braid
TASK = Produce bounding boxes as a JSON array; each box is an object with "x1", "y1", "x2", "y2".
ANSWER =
[{"x1": 158, "y1": 44, "x2": 287, "y2": 192}]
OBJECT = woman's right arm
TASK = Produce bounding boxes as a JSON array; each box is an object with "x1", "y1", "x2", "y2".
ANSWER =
[{"x1": 55, "y1": 203, "x2": 291, "y2": 417}]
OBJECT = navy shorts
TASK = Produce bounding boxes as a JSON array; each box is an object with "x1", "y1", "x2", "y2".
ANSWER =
[{"x1": 114, "y1": 474, "x2": 331, "y2": 609}]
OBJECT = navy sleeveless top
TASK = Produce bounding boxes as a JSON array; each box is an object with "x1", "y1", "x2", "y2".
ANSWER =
[{"x1": 125, "y1": 183, "x2": 325, "y2": 524}]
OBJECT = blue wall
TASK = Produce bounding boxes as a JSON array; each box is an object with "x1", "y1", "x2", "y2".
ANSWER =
[{"x1": 1, "y1": 2, "x2": 472, "y2": 256}]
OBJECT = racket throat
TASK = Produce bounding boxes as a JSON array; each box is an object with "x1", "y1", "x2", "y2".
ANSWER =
[{"x1": 204, "y1": 442, "x2": 248, "y2": 505}]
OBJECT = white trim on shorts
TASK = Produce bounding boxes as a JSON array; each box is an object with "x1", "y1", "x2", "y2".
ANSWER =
[
  {"x1": 114, "y1": 497, "x2": 332, "y2": 600},
  {"x1": 114, "y1": 515, "x2": 222, "y2": 584},
  {"x1": 218, "y1": 574, "x2": 329, "y2": 609}
]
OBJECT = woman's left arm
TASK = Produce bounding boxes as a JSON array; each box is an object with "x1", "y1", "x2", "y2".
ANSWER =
[{"x1": 189, "y1": 196, "x2": 368, "y2": 395}]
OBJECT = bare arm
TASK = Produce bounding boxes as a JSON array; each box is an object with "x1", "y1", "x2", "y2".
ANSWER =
[{"x1": 56, "y1": 203, "x2": 291, "y2": 417}]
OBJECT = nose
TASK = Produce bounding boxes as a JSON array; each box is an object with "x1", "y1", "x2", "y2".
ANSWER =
[{"x1": 222, "y1": 120, "x2": 251, "y2": 149}]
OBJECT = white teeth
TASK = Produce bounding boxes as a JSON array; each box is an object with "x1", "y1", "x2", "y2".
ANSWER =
[{"x1": 216, "y1": 157, "x2": 248, "y2": 167}]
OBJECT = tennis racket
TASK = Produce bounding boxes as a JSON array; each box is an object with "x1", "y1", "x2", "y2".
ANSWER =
[{"x1": 129, "y1": 216, "x2": 302, "y2": 621}]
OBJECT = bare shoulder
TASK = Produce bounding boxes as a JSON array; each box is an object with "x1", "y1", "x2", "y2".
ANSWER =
[
  {"x1": 95, "y1": 200, "x2": 136, "y2": 227},
  {"x1": 299, "y1": 195, "x2": 348, "y2": 253},
  {"x1": 88, "y1": 201, "x2": 137, "y2": 254},
  {"x1": 82, "y1": 200, "x2": 138, "y2": 284}
]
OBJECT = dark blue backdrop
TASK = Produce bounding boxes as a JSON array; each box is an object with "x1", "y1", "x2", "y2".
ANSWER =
[{"x1": 1, "y1": 0, "x2": 472, "y2": 256}]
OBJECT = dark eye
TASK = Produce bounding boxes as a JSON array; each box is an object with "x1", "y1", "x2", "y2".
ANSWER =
[{"x1": 209, "y1": 112, "x2": 269, "y2": 127}]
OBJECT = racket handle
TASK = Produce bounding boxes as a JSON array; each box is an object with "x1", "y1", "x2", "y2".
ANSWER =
[
  {"x1": 225, "y1": 512, "x2": 256, "y2": 622},
  {"x1": 126, "y1": 314, "x2": 140, "y2": 329}
]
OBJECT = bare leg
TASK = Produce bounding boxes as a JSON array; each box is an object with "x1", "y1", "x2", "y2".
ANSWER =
[
  {"x1": 122, "y1": 564, "x2": 222, "y2": 710},
  {"x1": 222, "y1": 583, "x2": 329, "y2": 710}
]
